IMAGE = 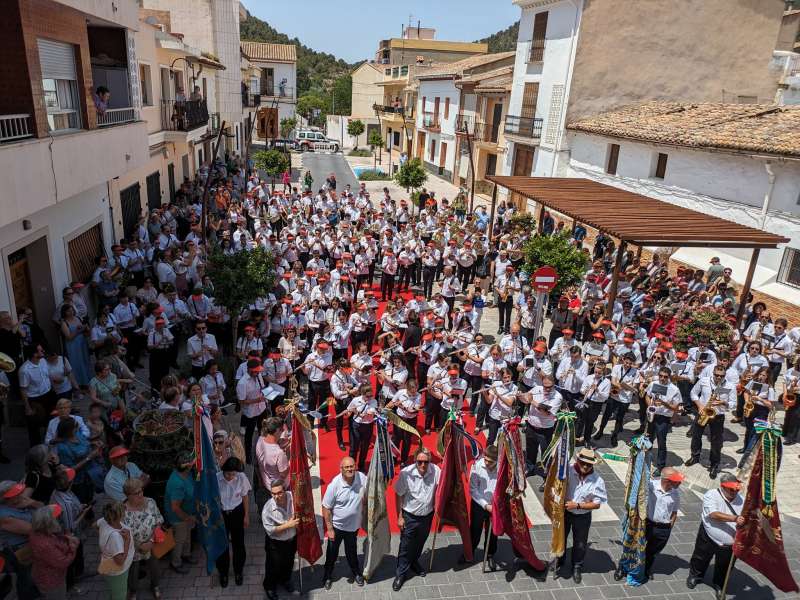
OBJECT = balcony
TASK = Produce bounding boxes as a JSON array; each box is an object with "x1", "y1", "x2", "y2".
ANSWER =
[
  {"x1": 208, "y1": 112, "x2": 221, "y2": 136},
  {"x1": 504, "y1": 115, "x2": 543, "y2": 139},
  {"x1": 456, "y1": 118, "x2": 501, "y2": 144},
  {"x1": 97, "y1": 107, "x2": 137, "y2": 128},
  {"x1": 242, "y1": 93, "x2": 261, "y2": 108},
  {"x1": 373, "y1": 103, "x2": 405, "y2": 115},
  {"x1": 0, "y1": 114, "x2": 34, "y2": 143},
  {"x1": 160, "y1": 99, "x2": 209, "y2": 132},
  {"x1": 422, "y1": 111, "x2": 440, "y2": 132},
  {"x1": 259, "y1": 83, "x2": 294, "y2": 100}
]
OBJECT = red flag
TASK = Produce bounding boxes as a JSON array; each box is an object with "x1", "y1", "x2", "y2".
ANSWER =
[
  {"x1": 491, "y1": 422, "x2": 546, "y2": 571},
  {"x1": 433, "y1": 423, "x2": 473, "y2": 561},
  {"x1": 733, "y1": 441, "x2": 799, "y2": 593},
  {"x1": 289, "y1": 412, "x2": 323, "y2": 564}
]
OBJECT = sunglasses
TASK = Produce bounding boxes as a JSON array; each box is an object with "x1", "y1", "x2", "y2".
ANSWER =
[{"x1": 416, "y1": 460, "x2": 430, "y2": 465}]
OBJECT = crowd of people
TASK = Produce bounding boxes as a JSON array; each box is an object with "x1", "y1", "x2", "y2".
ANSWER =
[{"x1": 0, "y1": 150, "x2": 793, "y2": 599}]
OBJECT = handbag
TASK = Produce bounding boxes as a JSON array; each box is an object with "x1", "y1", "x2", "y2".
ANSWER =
[{"x1": 151, "y1": 527, "x2": 175, "y2": 559}]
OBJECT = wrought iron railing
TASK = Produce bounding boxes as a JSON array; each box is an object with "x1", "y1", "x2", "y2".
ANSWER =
[
  {"x1": 160, "y1": 99, "x2": 209, "y2": 132},
  {"x1": 504, "y1": 115, "x2": 543, "y2": 138},
  {"x1": 0, "y1": 114, "x2": 34, "y2": 142}
]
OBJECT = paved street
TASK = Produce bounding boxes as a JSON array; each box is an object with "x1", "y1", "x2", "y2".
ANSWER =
[{"x1": 296, "y1": 151, "x2": 359, "y2": 195}]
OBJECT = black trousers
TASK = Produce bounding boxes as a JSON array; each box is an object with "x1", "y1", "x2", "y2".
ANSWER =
[
  {"x1": 582, "y1": 401, "x2": 605, "y2": 443},
  {"x1": 148, "y1": 346, "x2": 172, "y2": 390},
  {"x1": 393, "y1": 414, "x2": 419, "y2": 464},
  {"x1": 398, "y1": 265, "x2": 412, "y2": 290},
  {"x1": 486, "y1": 415, "x2": 501, "y2": 446},
  {"x1": 743, "y1": 404, "x2": 770, "y2": 450},
  {"x1": 422, "y1": 266, "x2": 436, "y2": 300},
  {"x1": 689, "y1": 524, "x2": 732, "y2": 588},
  {"x1": 644, "y1": 520, "x2": 672, "y2": 574},
  {"x1": 424, "y1": 394, "x2": 443, "y2": 432},
  {"x1": 469, "y1": 500, "x2": 497, "y2": 558},
  {"x1": 263, "y1": 535, "x2": 296, "y2": 591},
  {"x1": 647, "y1": 414, "x2": 671, "y2": 470},
  {"x1": 783, "y1": 402, "x2": 800, "y2": 441},
  {"x1": 324, "y1": 528, "x2": 361, "y2": 579},
  {"x1": 241, "y1": 409, "x2": 268, "y2": 464},
  {"x1": 324, "y1": 397, "x2": 348, "y2": 443},
  {"x1": 556, "y1": 511, "x2": 592, "y2": 569},
  {"x1": 690, "y1": 414, "x2": 724, "y2": 467},
  {"x1": 497, "y1": 299, "x2": 513, "y2": 332},
  {"x1": 380, "y1": 272, "x2": 395, "y2": 300},
  {"x1": 598, "y1": 399, "x2": 629, "y2": 437},
  {"x1": 350, "y1": 421, "x2": 373, "y2": 473},
  {"x1": 25, "y1": 390, "x2": 56, "y2": 447},
  {"x1": 396, "y1": 510, "x2": 433, "y2": 578},
  {"x1": 216, "y1": 502, "x2": 246, "y2": 577},
  {"x1": 308, "y1": 379, "x2": 331, "y2": 413},
  {"x1": 524, "y1": 424, "x2": 554, "y2": 476},
  {"x1": 443, "y1": 296, "x2": 455, "y2": 329},
  {"x1": 457, "y1": 264, "x2": 473, "y2": 292}
]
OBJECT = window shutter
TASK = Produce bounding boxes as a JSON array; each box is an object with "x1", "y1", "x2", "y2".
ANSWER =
[
  {"x1": 38, "y1": 39, "x2": 77, "y2": 80},
  {"x1": 444, "y1": 98, "x2": 450, "y2": 120},
  {"x1": 521, "y1": 82, "x2": 539, "y2": 119},
  {"x1": 530, "y1": 11, "x2": 549, "y2": 62}
]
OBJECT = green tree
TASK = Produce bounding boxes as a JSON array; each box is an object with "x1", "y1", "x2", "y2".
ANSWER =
[
  {"x1": 253, "y1": 148, "x2": 290, "y2": 189},
  {"x1": 279, "y1": 117, "x2": 297, "y2": 138},
  {"x1": 297, "y1": 94, "x2": 327, "y2": 127},
  {"x1": 347, "y1": 119, "x2": 365, "y2": 149},
  {"x1": 368, "y1": 129, "x2": 384, "y2": 168},
  {"x1": 205, "y1": 246, "x2": 276, "y2": 348},
  {"x1": 331, "y1": 74, "x2": 352, "y2": 115},
  {"x1": 394, "y1": 157, "x2": 427, "y2": 194},
  {"x1": 522, "y1": 234, "x2": 586, "y2": 298}
]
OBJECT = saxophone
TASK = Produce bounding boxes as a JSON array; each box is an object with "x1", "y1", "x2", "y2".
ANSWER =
[
  {"x1": 784, "y1": 379, "x2": 798, "y2": 409},
  {"x1": 737, "y1": 364, "x2": 753, "y2": 395},
  {"x1": 697, "y1": 388, "x2": 719, "y2": 427},
  {"x1": 743, "y1": 386, "x2": 756, "y2": 418}
]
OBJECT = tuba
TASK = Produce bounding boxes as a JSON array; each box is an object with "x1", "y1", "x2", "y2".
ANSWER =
[{"x1": 0, "y1": 353, "x2": 15, "y2": 373}]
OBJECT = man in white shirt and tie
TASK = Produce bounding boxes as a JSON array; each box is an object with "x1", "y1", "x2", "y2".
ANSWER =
[{"x1": 393, "y1": 448, "x2": 440, "y2": 591}]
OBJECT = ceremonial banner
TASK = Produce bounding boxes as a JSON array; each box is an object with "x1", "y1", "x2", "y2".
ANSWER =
[
  {"x1": 433, "y1": 420, "x2": 473, "y2": 561},
  {"x1": 491, "y1": 418, "x2": 546, "y2": 570},
  {"x1": 289, "y1": 410, "x2": 323, "y2": 564},
  {"x1": 542, "y1": 411, "x2": 576, "y2": 558},
  {"x1": 617, "y1": 435, "x2": 652, "y2": 586},
  {"x1": 362, "y1": 416, "x2": 393, "y2": 579},
  {"x1": 733, "y1": 423, "x2": 799, "y2": 593},
  {"x1": 192, "y1": 406, "x2": 228, "y2": 575}
]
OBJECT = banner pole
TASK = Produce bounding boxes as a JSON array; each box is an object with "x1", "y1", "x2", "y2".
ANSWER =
[
  {"x1": 481, "y1": 518, "x2": 490, "y2": 573},
  {"x1": 428, "y1": 515, "x2": 440, "y2": 572},
  {"x1": 719, "y1": 556, "x2": 736, "y2": 599},
  {"x1": 298, "y1": 556, "x2": 304, "y2": 595}
]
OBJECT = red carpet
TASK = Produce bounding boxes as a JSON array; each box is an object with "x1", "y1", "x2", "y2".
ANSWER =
[{"x1": 316, "y1": 282, "x2": 488, "y2": 533}]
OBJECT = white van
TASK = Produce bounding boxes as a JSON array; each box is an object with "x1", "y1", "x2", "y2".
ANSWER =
[{"x1": 294, "y1": 129, "x2": 340, "y2": 153}]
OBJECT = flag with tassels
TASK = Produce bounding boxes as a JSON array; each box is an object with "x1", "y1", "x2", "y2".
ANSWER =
[
  {"x1": 616, "y1": 434, "x2": 652, "y2": 586},
  {"x1": 289, "y1": 404, "x2": 323, "y2": 565},
  {"x1": 191, "y1": 401, "x2": 228, "y2": 575},
  {"x1": 492, "y1": 417, "x2": 546, "y2": 570},
  {"x1": 541, "y1": 410, "x2": 576, "y2": 559},
  {"x1": 433, "y1": 417, "x2": 476, "y2": 561},
  {"x1": 362, "y1": 414, "x2": 393, "y2": 580},
  {"x1": 733, "y1": 421, "x2": 798, "y2": 593}
]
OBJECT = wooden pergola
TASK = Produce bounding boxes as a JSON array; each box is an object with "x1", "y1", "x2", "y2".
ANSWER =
[{"x1": 486, "y1": 175, "x2": 790, "y2": 322}]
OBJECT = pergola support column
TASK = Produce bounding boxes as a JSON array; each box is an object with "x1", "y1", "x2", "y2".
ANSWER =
[
  {"x1": 735, "y1": 248, "x2": 760, "y2": 327},
  {"x1": 605, "y1": 240, "x2": 627, "y2": 318},
  {"x1": 538, "y1": 203, "x2": 545, "y2": 234}
]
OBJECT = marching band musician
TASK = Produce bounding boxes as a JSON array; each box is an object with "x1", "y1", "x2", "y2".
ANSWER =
[
  {"x1": 387, "y1": 379, "x2": 422, "y2": 464},
  {"x1": 550, "y1": 327, "x2": 579, "y2": 365},
  {"x1": 556, "y1": 345, "x2": 588, "y2": 410},
  {"x1": 424, "y1": 353, "x2": 450, "y2": 434},
  {"x1": 345, "y1": 384, "x2": 378, "y2": 473},
  {"x1": 187, "y1": 320, "x2": 218, "y2": 380},
  {"x1": 520, "y1": 374, "x2": 563, "y2": 485},
  {"x1": 437, "y1": 365, "x2": 468, "y2": 425},
  {"x1": 416, "y1": 332, "x2": 440, "y2": 398},
  {"x1": 235, "y1": 358, "x2": 270, "y2": 465},
  {"x1": 594, "y1": 352, "x2": 638, "y2": 447},
  {"x1": 764, "y1": 317, "x2": 792, "y2": 385},
  {"x1": 645, "y1": 367, "x2": 683, "y2": 476},
  {"x1": 330, "y1": 360, "x2": 359, "y2": 451},
  {"x1": 687, "y1": 364, "x2": 735, "y2": 479},
  {"x1": 500, "y1": 324, "x2": 529, "y2": 383},
  {"x1": 519, "y1": 340, "x2": 553, "y2": 392},
  {"x1": 464, "y1": 333, "x2": 490, "y2": 418},
  {"x1": 480, "y1": 346, "x2": 508, "y2": 437},
  {"x1": 686, "y1": 474, "x2": 744, "y2": 593},
  {"x1": 485, "y1": 368, "x2": 518, "y2": 446},
  {"x1": 782, "y1": 356, "x2": 800, "y2": 445},
  {"x1": 670, "y1": 349, "x2": 696, "y2": 415},
  {"x1": 578, "y1": 361, "x2": 611, "y2": 449},
  {"x1": 235, "y1": 324, "x2": 263, "y2": 362},
  {"x1": 730, "y1": 340, "x2": 768, "y2": 423},
  {"x1": 583, "y1": 331, "x2": 611, "y2": 364},
  {"x1": 303, "y1": 339, "x2": 333, "y2": 416},
  {"x1": 737, "y1": 367, "x2": 774, "y2": 455},
  {"x1": 466, "y1": 444, "x2": 499, "y2": 570},
  {"x1": 613, "y1": 332, "x2": 643, "y2": 366},
  {"x1": 200, "y1": 359, "x2": 227, "y2": 407}
]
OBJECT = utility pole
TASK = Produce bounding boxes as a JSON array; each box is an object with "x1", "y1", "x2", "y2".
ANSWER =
[{"x1": 201, "y1": 120, "x2": 227, "y2": 243}]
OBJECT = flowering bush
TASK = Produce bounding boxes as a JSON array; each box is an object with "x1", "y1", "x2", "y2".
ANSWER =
[{"x1": 674, "y1": 308, "x2": 734, "y2": 351}]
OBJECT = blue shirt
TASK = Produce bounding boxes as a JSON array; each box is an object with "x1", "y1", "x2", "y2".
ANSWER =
[
  {"x1": 164, "y1": 470, "x2": 194, "y2": 524},
  {"x1": 103, "y1": 461, "x2": 143, "y2": 501}
]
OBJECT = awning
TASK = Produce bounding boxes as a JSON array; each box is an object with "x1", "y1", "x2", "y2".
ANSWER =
[{"x1": 486, "y1": 175, "x2": 789, "y2": 249}]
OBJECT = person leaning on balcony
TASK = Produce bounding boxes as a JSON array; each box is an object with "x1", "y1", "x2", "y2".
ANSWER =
[
  {"x1": 93, "y1": 86, "x2": 110, "y2": 116},
  {"x1": 190, "y1": 86, "x2": 202, "y2": 102}
]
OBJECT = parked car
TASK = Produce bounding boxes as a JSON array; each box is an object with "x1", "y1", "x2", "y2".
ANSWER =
[
  {"x1": 268, "y1": 138, "x2": 294, "y2": 151},
  {"x1": 293, "y1": 129, "x2": 340, "y2": 153}
]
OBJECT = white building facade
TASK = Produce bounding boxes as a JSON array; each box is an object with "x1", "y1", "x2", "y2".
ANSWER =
[{"x1": 415, "y1": 79, "x2": 459, "y2": 181}]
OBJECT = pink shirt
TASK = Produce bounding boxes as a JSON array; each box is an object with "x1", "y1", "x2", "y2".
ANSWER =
[{"x1": 255, "y1": 437, "x2": 289, "y2": 488}]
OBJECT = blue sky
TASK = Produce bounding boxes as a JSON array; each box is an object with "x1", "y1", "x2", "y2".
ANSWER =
[{"x1": 241, "y1": 0, "x2": 521, "y2": 63}]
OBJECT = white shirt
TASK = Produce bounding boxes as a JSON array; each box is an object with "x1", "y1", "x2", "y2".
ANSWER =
[
  {"x1": 580, "y1": 374, "x2": 611, "y2": 404},
  {"x1": 322, "y1": 472, "x2": 367, "y2": 532},
  {"x1": 690, "y1": 376, "x2": 736, "y2": 415},
  {"x1": 488, "y1": 380, "x2": 518, "y2": 422},
  {"x1": 500, "y1": 334, "x2": 528, "y2": 364},
  {"x1": 646, "y1": 478, "x2": 680, "y2": 524},
  {"x1": 556, "y1": 357, "x2": 588, "y2": 394},
  {"x1": 187, "y1": 333, "x2": 218, "y2": 367},
  {"x1": 347, "y1": 395, "x2": 378, "y2": 424},
  {"x1": 235, "y1": 374, "x2": 268, "y2": 418},
  {"x1": 645, "y1": 380, "x2": 682, "y2": 416},
  {"x1": 439, "y1": 376, "x2": 467, "y2": 411},
  {"x1": 611, "y1": 364, "x2": 639, "y2": 404},
  {"x1": 19, "y1": 360, "x2": 52, "y2": 397},
  {"x1": 45, "y1": 415, "x2": 90, "y2": 445},
  {"x1": 262, "y1": 491, "x2": 296, "y2": 541},
  {"x1": 701, "y1": 487, "x2": 743, "y2": 546},
  {"x1": 525, "y1": 385, "x2": 563, "y2": 428},
  {"x1": 469, "y1": 457, "x2": 497, "y2": 510},
  {"x1": 566, "y1": 465, "x2": 608, "y2": 515},
  {"x1": 393, "y1": 389, "x2": 421, "y2": 419},
  {"x1": 395, "y1": 463, "x2": 441, "y2": 516},
  {"x1": 216, "y1": 471, "x2": 251, "y2": 511}
]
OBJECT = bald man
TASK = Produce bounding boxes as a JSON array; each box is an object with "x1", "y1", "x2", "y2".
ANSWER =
[
  {"x1": 321, "y1": 457, "x2": 367, "y2": 589},
  {"x1": 617, "y1": 467, "x2": 683, "y2": 582}
]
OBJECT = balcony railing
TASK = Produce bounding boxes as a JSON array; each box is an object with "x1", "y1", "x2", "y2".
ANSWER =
[
  {"x1": 504, "y1": 115, "x2": 543, "y2": 138},
  {"x1": 259, "y1": 84, "x2": 294, "y2": 100},
  {"x1": 208, "y1": 112, "x2": 221, "y2": 136},
  {"x1": 97, "y1": 107, "x2": 136, "y2": 128},
  {"x1": 0, "y1": 114, "x2": 34, "y2": 143},
  {"x1": 456, "y1": 118, "x2": 501, "y2": 143},
  {"x1": 422, "y1": 111, "x2": 440, "y2": 131},
  {"x1": 373, "y1": 103, "x2": 407, "y2": 116},
  {"x1": 160, "y1": 99, "x2": 209, "y2": 132},
  {"x1": 455, "y1": 115, "x2": 474, "y2": 134},
  {"x1": 243, "y1": 93, "x2": 261, "y2": 108}
]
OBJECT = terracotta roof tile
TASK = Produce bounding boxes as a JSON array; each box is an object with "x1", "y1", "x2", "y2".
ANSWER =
[
  {"x1": 567, "y1": 101, "x2": 800, "y2": 158},
  {"x1": 415, "y1": 51, "x2": 514, "y2": 79},
  {"x1": 240, "y1": 41, "x2": 296, "y2": 63}
]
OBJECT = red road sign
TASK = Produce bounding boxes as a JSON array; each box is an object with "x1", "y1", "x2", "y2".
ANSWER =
[{"x1": 532, "y1": 266, "x2": 558, "y2": 292}]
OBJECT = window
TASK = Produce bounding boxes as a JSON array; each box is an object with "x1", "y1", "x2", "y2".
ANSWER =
[
  {"x1": 421, "y1": 96, "x2": 426, "y2": 114},
  {"x1": 400, "y1": 65, "x2": 408, "y2": 76},
  {"x1": 68, "y1": 224, "x2": 105, "y2": 283},
  {"x1": 392, "y1": 67, "x2": 399, "y2": 78},
  {"x1": 606, "y1": 143, "x2": 620, "y2": 175},
  {"x1": 779, "y1": 248, "x2": 800, "y2": 288},
  {"x1": 444, "y1": 98, "x2": 450, "y2": 120},
  {"x1": 38, "y1": 39, "x2": 81, "y2": 132},
  {"x1": 521, "y1": 82, "x2": 539, "y2": 119},
  {"x1": 653, "y1": 152, "x2": 668, "y2": 179},
  {"x1": 530, "y1": 11, "x2": 549, "y2": 62},
  {"x1": 139, "y1": 63, "x2": 153, "y2": 106},
  {"x1": 429, "y1": 139, "x2": 436, "y2": 162},
  {"x1": 385, "y1": 68, "x2": 391, "y2": 76}
]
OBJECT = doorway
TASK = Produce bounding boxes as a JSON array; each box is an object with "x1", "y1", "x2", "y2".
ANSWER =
[
  {"x1": 146, "y1": 171, "x2": 161, "y2": 211},
  {"x1": 7, "y1": 238, "x2": 56, "y2": 345},
  {"x1": 167, "y1": 163, "x2": 176, "y2": 202},
  {"x1": 511, "y1": 145, "x2": 535, "y2": 209},
  {"x1": 416, "y1": 131, "x2": 426, "y2": 160}
]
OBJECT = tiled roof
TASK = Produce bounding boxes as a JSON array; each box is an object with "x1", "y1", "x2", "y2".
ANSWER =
[
  {"x1": 415, "y1": 51, "x2": 515, "y2": 79},
  {"x1": 462, "y1": 65, "x2": 513, "y2": 92},
  {"x1": 567, "y1": 101, "x2": 800, "y2": 158},
  {"x1": 240, "y1": 41, "x2": 296, "y2": 63}
]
